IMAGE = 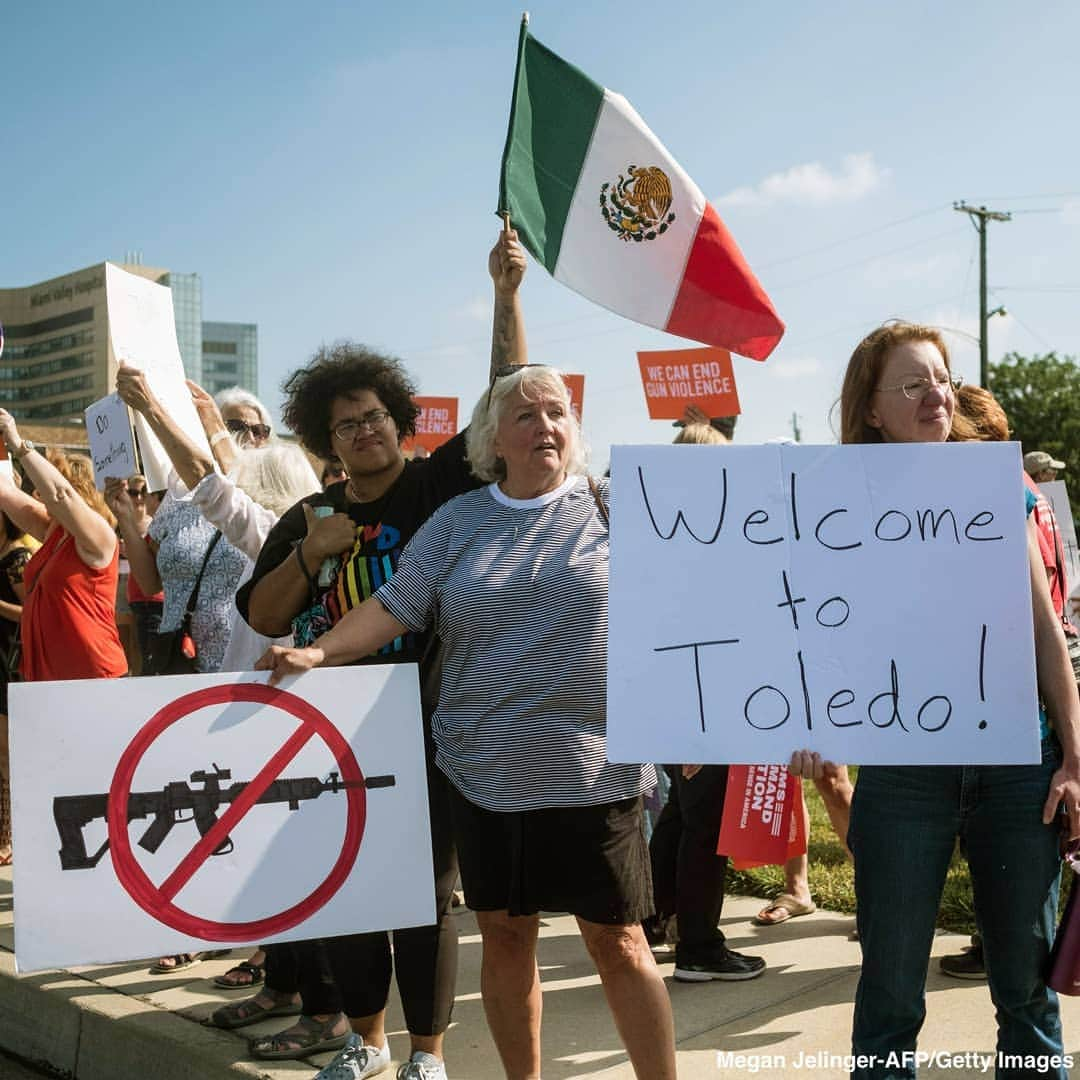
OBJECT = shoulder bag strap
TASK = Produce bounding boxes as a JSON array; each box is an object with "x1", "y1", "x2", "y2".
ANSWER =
[
  {"x1": 184, "y1": 530, "x2": 223, "y2": 619},
  {"x1": 586, "y1": 476, "x2": 609, "y2": 529}
]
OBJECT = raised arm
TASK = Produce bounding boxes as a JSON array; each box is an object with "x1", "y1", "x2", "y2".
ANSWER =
[
  {"x1": 186, "y1": 379, "x2": 238, "y2": 476},
  {"x1": 115, "y1": 365, "x2": 217, "y2": 491},
  {"x1": 256, "y1": 596, "x2": 408, "y2": 686},
  {"x1": 0, "y1": 410, "x2": 116, "y2": 568},
  {"x1": 488, "y1": 219, "x2": 528, "y2": 377},
  {"x1": 105, "y1": 479, "x2": 162, "y2": 595}
]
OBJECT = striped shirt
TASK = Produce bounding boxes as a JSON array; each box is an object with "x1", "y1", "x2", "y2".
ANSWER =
[{"x1": 376, "y1": 474, "x2": 655, "y2": 812}]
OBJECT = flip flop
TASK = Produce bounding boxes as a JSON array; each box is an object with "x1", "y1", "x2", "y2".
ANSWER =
[
  {"x1": 210, "y1": 992, "x2": 302, "y2": 1030},
  {"x1": 248, "y1": 1014, "x2": 350, "y2": 1060},
  {"x1": 214, "y1": 960, "x2": 265, "y2": 989},
  {"x1": 753, "y1": 893, "x2": 817, "y2": 926}
]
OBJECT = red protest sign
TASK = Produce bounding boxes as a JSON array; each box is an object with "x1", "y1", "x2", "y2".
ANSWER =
[
  {"x1": 716, "y1": 764, "x2": 805, "y2": 868},
  {"x1": 404, "y1": 397, "x2": 458, "y2": 455},
  {"x1": 637, "y1": 346, "x2": 740, "y2": 420},
  {"x1": 107, "y1": 683, "x2": 369, "y2": 941},
  {"x1": 561, "y1": 373, "x2": 585, "y2": 421}
]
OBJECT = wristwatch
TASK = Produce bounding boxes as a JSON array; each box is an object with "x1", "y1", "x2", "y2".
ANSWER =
[{"x1": 10, "y1": 440, "x2": 35, "y2": 460}]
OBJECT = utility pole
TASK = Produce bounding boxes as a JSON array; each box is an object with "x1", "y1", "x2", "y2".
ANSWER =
[
  {"x1": 953, "y1": 202, "x2": 1011, "y2": 387},
  {"x1": 791, "y1": 412, "x2": 802, "y2": 443}
]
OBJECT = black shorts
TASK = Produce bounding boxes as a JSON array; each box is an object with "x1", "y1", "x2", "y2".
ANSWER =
[{"x1": 446, "y1": 784, "x2": 653, "y2": 926}]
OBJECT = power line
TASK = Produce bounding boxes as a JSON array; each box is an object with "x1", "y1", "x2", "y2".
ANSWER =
[
  {"x1": 756, "y1": 203, "x2": 949, "y2": 271},
  {"x1": 770, "y1": 226, "x2": 967, "y2": 291}
]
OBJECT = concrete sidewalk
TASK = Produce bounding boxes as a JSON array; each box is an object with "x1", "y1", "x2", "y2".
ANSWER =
[{"x1": 1, "y1": 866, "x2": 1078, "y2": 1079}]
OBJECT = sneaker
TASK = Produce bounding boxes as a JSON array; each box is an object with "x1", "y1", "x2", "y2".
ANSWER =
[
  {"x1": 314, "y1": 1034, "x2": 391, "y2": 1079},
  {"x1": 396, "y1": 1051, "x2": 448, "y2": 1079},
  {"x1": 939, "y1": 945, "x2": 987, "y2": 980},
  {"x1": 674, "y1": 945, "x2": 766, "y2": 982}
]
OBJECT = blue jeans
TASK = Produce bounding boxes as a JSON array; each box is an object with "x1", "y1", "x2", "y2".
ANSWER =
[{"x1": 849, "y1": 737, "x2": 1065, "y2": 1079}]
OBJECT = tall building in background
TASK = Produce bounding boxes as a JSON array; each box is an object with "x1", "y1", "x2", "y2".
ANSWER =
[
  {"x1": 0, "y1": 261, "x2": 258, "y2": 421},
  {"x1": 161, "y1": 271, "x2": 203, "y2": 385},
  {"x1": 201, "y1": 321, "x2": 258, "y2": 397}
]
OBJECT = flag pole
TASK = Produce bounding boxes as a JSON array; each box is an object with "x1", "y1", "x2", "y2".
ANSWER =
[{"x1": 497, "y1": 13, "x2": 531, "y2": 225}]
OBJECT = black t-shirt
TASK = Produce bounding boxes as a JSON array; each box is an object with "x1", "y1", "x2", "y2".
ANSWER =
[{"x1": 236, "y1": 431, "x2": 480, "y2": 667}]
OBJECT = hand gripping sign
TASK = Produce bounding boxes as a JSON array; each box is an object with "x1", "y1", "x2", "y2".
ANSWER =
[{"x1": 11, "y1": 668, "x2": 434, "y2": 973}]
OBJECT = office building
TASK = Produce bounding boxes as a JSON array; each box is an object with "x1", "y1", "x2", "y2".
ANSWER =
[{"x1": 0, "y1": 261, "x2": 258, "y2": 422}]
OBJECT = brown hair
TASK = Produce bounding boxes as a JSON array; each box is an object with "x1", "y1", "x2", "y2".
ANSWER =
[
  {"x1": 673, "y1": 423, "x2": 727, "y2": 445},
  {"x1": 839, "y1": 321, "x2": 975, "y2": 444},
  {"x1": 950, "y1": 384, "x2": 1010, "y2": 443},
  {"x1": 45, "y1": 449, "x2": 116, "y2": 528}
]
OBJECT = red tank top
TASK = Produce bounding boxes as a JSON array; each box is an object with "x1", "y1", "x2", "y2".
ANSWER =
[{"x1": 21, "y1": 527, "x2": 128, "y2": 681}]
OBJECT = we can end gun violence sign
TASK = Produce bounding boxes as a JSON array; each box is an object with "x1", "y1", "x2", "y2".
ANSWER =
[{"x1": 607, "y1": 443, "x2": 1038, "y2": 767}]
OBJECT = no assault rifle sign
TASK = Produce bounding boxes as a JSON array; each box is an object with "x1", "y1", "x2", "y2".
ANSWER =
[
  {"x1": 607, "y1": 442, "x2": 1039, "y2": 767},
  {"x1": 11, "y1": 667, "x2": 433, "y2": 973}
]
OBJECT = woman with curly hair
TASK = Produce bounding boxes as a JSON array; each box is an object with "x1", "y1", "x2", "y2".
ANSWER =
[{"x1": 0, "y1": 410, "x2": 127, "y2": 684}]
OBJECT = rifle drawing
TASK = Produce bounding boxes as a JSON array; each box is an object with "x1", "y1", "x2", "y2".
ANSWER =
[{"x1": 53, "y1": 765, "x2": 396, "y2": 870}]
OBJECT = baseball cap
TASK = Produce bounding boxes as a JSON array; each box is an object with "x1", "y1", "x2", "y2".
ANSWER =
[{"x1": 1023, "y1": 450, "x2": 1065, "y2": 474}]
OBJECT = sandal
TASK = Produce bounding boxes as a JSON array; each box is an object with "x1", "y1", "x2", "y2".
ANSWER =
[
  {"x1": 214, "y1": 960, "x2": 265, "y2": 989},
  {"x1": 150, "y1": 948, "x2": 232, "y2": 974},
  {"x1": 210, "y1": 990, "x2": 302, "y2": 1030},
  {"x1": 753, "y1": 893, "x2": 817, "y2": 926},
  {"x1": 249, "y1": 1013, "x2": 350, "y2": 1061}
]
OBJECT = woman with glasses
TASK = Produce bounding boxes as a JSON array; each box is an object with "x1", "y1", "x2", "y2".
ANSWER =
[
  {"x1": 227, "y1": 228, "x2": 526, "y2": 1079},
  {"x1": 790, "y1": 322, "x2": 1080, "y2": 1079}
]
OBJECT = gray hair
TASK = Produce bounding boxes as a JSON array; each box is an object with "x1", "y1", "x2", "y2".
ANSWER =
[
  {"x1": 229, "y1": 443, "x2": 320, "y2": 519},
  {"x1": 215, "y1": 386, "x2": 274, "y2": 435},
  {"x1": 465, "y1": 366, "x2": 588, "y2": 483}
]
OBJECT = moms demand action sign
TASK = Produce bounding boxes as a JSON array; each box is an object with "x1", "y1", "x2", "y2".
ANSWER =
[{"x1": 607, "y1": 442, "x2": 1038, "y2": 766}]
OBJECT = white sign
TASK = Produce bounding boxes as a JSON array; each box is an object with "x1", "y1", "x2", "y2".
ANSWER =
[
  {"x1": 105, "y1": 264, "x2": 212, "y2": 492},
  {"x1": 11, "y1": 666, "x2": 434, "y2": 973},
  {"x1": 1038, "y1": 480, "x2": 1079, "y2": 596},
  {"x1": 84, "y1": 394, "x2": 138, "y2": 490},
  {"x1": 607, "y1": 443, "x2": 1038, "y2": 766}
]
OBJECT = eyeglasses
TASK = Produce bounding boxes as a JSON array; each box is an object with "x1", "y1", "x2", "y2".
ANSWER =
[
  {"x1": 126, "y1": 488, "x2": 147, "y2": 499},
  {"x1": 485, "y1": 364, "x2": 547, "y2": 411},
  {"x1": 331, "y1": 410, "x2": 393, "y2": 442},
  {"x1": 225, "y1": 418, "x2": 272, "y2": 440},
  {"x1": 875, "y1": 374, "x2": 963, "y2": 401}
]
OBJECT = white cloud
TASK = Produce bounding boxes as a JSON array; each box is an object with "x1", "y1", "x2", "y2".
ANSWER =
[
  {"x1": 1063, "y1": 200, "x2": 1080, "y2": 225},
  {"x1": 717, "y1": 152, "x2": 889, "y2": 209}
]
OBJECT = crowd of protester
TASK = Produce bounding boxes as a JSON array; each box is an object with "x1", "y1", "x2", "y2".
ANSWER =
[{"x1": 0, "y1": 227, "x2": 1078, "y2": 1080}]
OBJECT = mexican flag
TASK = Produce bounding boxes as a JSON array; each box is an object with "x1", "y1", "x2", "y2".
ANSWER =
[{"x1": 499, "y1": 19, "x2": 785, "y2": 362}]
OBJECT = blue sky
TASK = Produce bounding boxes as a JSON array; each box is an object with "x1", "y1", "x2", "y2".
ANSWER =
[{"x1": 7, "y1": 1, "x2": 1079, "y2": 464}]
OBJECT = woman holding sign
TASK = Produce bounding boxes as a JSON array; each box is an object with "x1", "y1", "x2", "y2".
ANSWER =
[
  {"x1": 0, "y1": 411, "x2": 127, "y2": 684},
  {"x1": 791, "y1": 322, "x2": 1080, "y2": 1078},
  {"x1": 257, "y1": 364, "x2": 676, "y2": 1080}
]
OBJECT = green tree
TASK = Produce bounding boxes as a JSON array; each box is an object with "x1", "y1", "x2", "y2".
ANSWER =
[{"x1": 989, "y1": 351, "x2": 1080, "y2": 510}]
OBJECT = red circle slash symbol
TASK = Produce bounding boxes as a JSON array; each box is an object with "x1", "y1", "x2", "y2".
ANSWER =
[{"x1": 107, "y1": 683, "x2": 366, "y2": 941}]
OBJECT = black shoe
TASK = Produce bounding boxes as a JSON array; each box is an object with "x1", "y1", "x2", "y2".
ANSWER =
[
  {"x1": 939, "y1": 945, "x2": 987, "y2": 980},
  {"x1": 673, "y1": 945, "x2": 766, "y2": 982}
]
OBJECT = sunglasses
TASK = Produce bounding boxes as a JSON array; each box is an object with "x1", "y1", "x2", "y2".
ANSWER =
[
  {"x1": 225, "y1": 418, "x2": 272, "y2": 440},
  {"x1": 485, "y1": 364, "x2": 548, "y2": 411},
  {"x1": 126, "y1": 488, "x2": 147, "y2": 499}
]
